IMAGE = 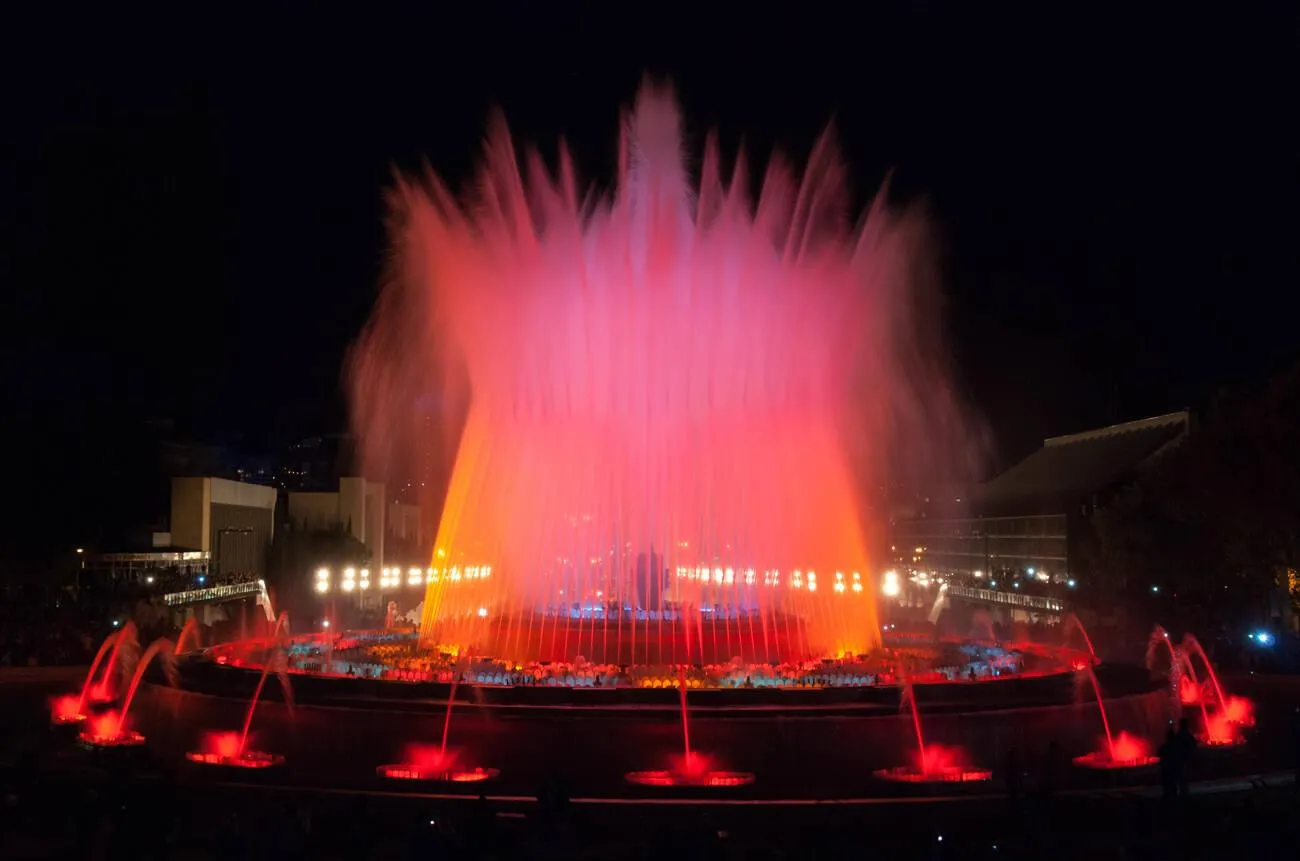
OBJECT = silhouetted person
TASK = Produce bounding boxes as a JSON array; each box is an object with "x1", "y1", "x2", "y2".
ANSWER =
[
  {"x1": 1175, "y1": 717, "x2": 1198, "y2": 797},
  {"x1": 1158, "y1": 728, "x2": 1179, "y2": 801}
]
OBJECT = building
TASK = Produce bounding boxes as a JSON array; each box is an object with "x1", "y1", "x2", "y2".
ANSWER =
[
  {"x1": 170, "y1": 476, "x2": 279, "y2": 578},
  {"x1": 892, "y1": 411, "x2": 1190, "y2": 585},
  {"x1": 286, "y1": 477, "x2": 424, "y2": 568}
]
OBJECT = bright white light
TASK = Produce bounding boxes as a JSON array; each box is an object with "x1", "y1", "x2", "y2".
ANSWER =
[
  {"x1": 1255, "y1": 631, "x2": 1274, "y2": 646},
  {"x1": 344, "y1": 567, "x2": 356, "y2": 579},
  {"x1": 322, "y1": 619, "x2": 331, "y2": 628},
  {"x1": 316, "y1": 567, "x2": 329, "y2": 580},
  {"x1": 1151, "y1": 585, "x2": 1160, "y2": 594},
  {"x1": 1027, "y1": 568, "x2": 1035, "y2": 575},
  {"x1": 1067, "y1": 579, "x2": 1077, "y2": 588},
  {"x1": 882, "y1": 578, "x2": 900, "y2": 597},
  {"x1": 341, "y1": 580, "x2": 355, "y2": 592},
  {"x1": 315, "y1": 581, "x2": 329, "y2": 594},
  {"x1": 477, "y1": 607, "x2": 488, "y2": 617},
  {"x1": 145, "y1": 575, "x2": 155, "y2": 584}
]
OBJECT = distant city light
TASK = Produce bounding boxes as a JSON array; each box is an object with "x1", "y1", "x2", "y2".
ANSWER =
[
  {"x1": 477, "y1": 607, "x2": 488, "y2": 617},
  {"x1": 1067, "y1": 579, "x2": 1077, "y2": 588},
  {"x1": 1150, "y1": 585, "x2": 1160, "y2": 594},
  {"x1": 145, "y1": 575, "x2": 154, "y2": 585},
  {"x1": 315, "y1": 581, "x2": 329, "y2": 594},
  {"x1": 1251, "y1": 631, "x2": 1274, "y2": 646},
  {"x1": 75, "y1": 548, "x2": 84, "y2": 554},
  {"x1": 321, "y1": 619, "x2": 331, "y2": 629},
  {"x1": 197, "y1": 575, "x2": 206, "y2": 584}
]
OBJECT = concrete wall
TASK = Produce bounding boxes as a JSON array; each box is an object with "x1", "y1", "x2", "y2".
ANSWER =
[
  {"x1": 170, "y1": 477, "x2": 212, "y2": 551},
  {"x1": 170, "y1": 476, "x2": 277, "y2": 574},
  {"x1": 288, "y1": 477, "x2": 387, "y2": 564}
]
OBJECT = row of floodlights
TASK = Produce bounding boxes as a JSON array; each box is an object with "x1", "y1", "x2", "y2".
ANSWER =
[
  {"x1": 673, "y1": 567, "x2": 866, "y2": 594},
  {"x1": 314, "y1": 565, "x2": 493, "y2": 594}
]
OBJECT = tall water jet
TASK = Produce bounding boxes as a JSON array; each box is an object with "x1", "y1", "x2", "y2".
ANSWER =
[
  {"x1": 1148, "y1": 626, "x2": 1210, "y2": 727},
  {"x1": 348, "y1": 81, "x2": 975, "y2": 668},
  {"x1": 79, "y1": 638, "x2": 176, "y2": 748}
]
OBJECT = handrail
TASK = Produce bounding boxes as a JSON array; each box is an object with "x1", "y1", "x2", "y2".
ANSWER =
[
  {"x1": 944, "y1": 584, "x2": 1064, "y2": 613},
  {"x1": 163, "y1": 580, "x2": 264, "y2": 607}
]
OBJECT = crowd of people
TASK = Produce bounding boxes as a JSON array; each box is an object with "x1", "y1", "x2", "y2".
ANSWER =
[{"x1": 277, "y1": 633, "x2": 1027, "y2": 688}]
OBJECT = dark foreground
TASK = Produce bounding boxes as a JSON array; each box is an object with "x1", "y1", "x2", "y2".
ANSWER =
[
  {"x1": 3, "y1": 668, "x2": 1299, "y2": 859},
  {"x1": 2, "y1": 767, "x2": 1298, "y2": 860}
]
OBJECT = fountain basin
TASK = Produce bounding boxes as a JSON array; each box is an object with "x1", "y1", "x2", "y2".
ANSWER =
[
  {"x1": 625, "y1": 769, "x2": 755, "y2": 787},
  {"x1": 377, "y1": 764, "x2": 499, "y2": 783},
  {"x1": 872, "y1": 766, "x2": 992, "y2": 784},
  {"x1": 1071, "y1": 751, "x2": 1159, "y2": 770},
  {"x1": 186, "y1": 750, "x2": 286, "y2": 769},
  {"x1": 78, "y1": 730, "x2": 146, "y2": 750}
]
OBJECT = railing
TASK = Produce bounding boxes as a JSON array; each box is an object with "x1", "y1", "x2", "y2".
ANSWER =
[
  {"x1": 163, "y1": 580, "x2": 265, "y2": 607},
  {"x1": 944, "y1": 584, "x2": 1065, "y2": 613}
]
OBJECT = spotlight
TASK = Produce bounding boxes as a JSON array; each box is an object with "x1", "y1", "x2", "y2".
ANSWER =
[
  {"x1": 315, "y1": 581, "x2": 329, "y2": 594},
  {"x1": 316, "y1": 567, "x2": 329, "y2": 580}
]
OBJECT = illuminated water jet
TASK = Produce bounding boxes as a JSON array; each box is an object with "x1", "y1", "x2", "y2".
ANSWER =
[
  {"x1": 78, "y1": 637, "x2": 175, "y2": 748},
  {"x1": 625, "y1": 664, "x2": 756, "y2": 787},
  {"x1": 54, "y1": 623, "x2": 139, "y2": 726},
  {"x1": 349, "y1": 81, "x2": 969, "y2": 666},
  {"x1": 873, "y1": 678, "x2": 990, "y2": 783}
]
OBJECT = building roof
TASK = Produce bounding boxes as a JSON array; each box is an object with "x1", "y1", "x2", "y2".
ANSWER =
[{"x1": 976, "y1": 412, "x2": 1189, "y2": 513}]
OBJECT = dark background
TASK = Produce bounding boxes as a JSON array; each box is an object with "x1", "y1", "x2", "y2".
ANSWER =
[{"x1": 1, "y1": 4, "x2": 1293, "y2": 563}]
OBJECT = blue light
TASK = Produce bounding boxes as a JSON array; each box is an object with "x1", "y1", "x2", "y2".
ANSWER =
[
  {"x1": 1067, "y1": 579, "x2": 1077, "y2": 588},
  {"x1": 197, "y1": 575, "x2": 206, "y2": 584},
  {"x1": 1254, "y1": 631, "x2": 1274, "y2": 646}
]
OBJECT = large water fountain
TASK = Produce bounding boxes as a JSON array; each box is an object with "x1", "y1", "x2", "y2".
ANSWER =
[
  {"x1": 347, "y1": 81, "x2": 973, "y2": 667},
  {"x1": 69, "y1": 85, "x2": 1205, "y2": 800}
]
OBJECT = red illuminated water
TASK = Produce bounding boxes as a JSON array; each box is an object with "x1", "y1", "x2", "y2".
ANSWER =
[
  {"x1": 72, "y1": 623, "x2": 137, "y2": 718},
  {"x1": 1080, "y1": 665, "x2": 1117, "y2": 760},
  {"x1": 1064, "y1": 614, "x2": 1098, "y2": 663},
  {"x1": 239, "y1": 612, "x2": 293, "y2": 756},
  {"x1": 1180, "y1": 635, "x2": 1226, "y2": 709},
  {"x1": 349, "y1": 82, "x2": 972, "y2": 666},
  {"x1": 871, "y1": 679, "x2": 990, "y2": 783},
  {"x1": 175, "y1": 618, "x2": 202, "y2": 655},
  {"x1": 1073, "y1": 731, "x2": 1157, "y2": 769},
  {"x1": 112, "y1": 638, "x2": 177, "y2": 740},
  {"x1": 186, "y1": 731, "x2": 286, "y2": 769},
  {"x1": 900, "y1": 678, "x2": 928, "y2": 767},
  {"x1": 1149, "y1": 626, "x2": 1210, "y2": 728}
]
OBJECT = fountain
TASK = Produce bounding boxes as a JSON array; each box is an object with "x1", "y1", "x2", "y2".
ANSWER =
[
  {"x1": 1182, "y1": 634, "x2": 1255, "y2": 729},
  {"x1": 78, "y1": 637, "x2": 175, "y2": 749},
  {"x1": 51, "y1": 623, "x2": 138, "y2": 727},
  {"x1": 626, "y1": 664, "x2": 756, "y2": 787},
  {"x1": 1148, "y1": 626, "x2": 1210, "y2": 723},
  {"x1": 1071, "y1": 665, "x2": 1157, "y2": 769},
  {"x1": 187, "y1": 613, "x2": 290, "y2": 769},
  {"x1": 98, "y1": 85, "x2": 1173, "y2": 801},
  {"x1": 874, "y1": 678, "x2": 990, "y2": 783},
  {"x1": 378, "y1": 654, "x2": 498, "y2": 783},
  {"x1": 175, "y1": 618, "x2": 202, "y2": 655}
]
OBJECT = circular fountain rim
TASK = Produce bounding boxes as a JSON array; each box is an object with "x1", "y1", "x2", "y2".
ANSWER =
[{"x1": 376, "y1": 764, "x2": 500, "y2": 783}]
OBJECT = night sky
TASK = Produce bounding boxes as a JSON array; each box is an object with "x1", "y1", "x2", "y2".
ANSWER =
[{"x1": 3, "y1": 5, "x2": 1293, "y2": 563}]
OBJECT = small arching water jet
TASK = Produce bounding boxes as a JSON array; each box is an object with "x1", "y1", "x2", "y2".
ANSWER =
[
  {"x1": 625, "y1": 664, "x2": 756, "y2": 787},
  {"x1": 1148, "y1": 626, "x2": 1210, "y2": 727},
  {"x1": 1063, "y1": 613, "x2": 1098, "y2": 667},
  {"x1": 188, "y1": 612, "x2": 291, "y2": 769},
  {"x1": 78, "y1": 637, "x2": 176, "y2": 748},
  {"x1": 377, "y1": 652, "x2": 498, "y2": 783},
  {"x1": 175, "y1": 618, "x2": 203, "y2": 655},
  {"x1": 1180, "y1": 633, "x2": 1251, "y2": 744},
  {"x1": 874, "y1": 677, "x2": 990, "y2": 783},
  {"x1": 1071, "y1": 664, "x2": 1157, "y2": 769},
  {"x1": 54, "y1": 623, "x2": 139, "y2": 727}
]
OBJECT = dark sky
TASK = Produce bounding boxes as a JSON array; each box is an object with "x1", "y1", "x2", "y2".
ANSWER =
[{"x1": 3, "y1": 5, "x2": 1294, "y2": 560}]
